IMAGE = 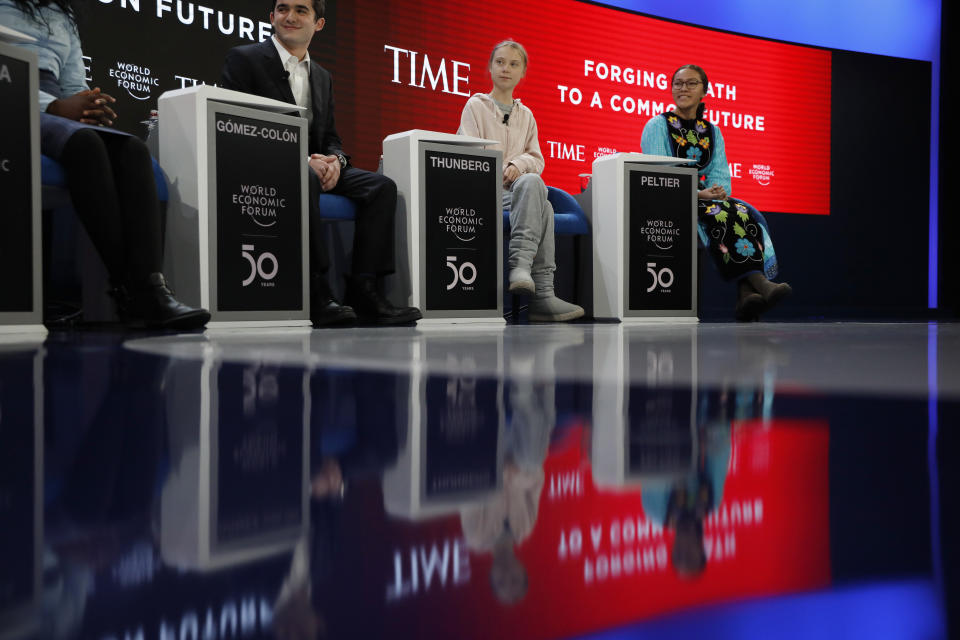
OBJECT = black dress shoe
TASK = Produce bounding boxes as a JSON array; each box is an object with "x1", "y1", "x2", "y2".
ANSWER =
[
  {"x1": 312, "y1": 296, "x2": 357, "y2": 327},
  {"x1": 345, "y1": 275, "x2": 422, "y2": 325},
  {"x1": 125, "y1": 273, "x2": 210, "y2": 330}
]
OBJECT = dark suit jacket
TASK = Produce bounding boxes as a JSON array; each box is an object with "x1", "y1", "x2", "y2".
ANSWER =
[{"x1": 220, "y1": 39, "x2": 345, "y2": 159}]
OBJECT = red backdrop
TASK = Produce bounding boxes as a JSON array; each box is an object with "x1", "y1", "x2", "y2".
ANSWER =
[{"x1": 324, "y1": 0, "x2": 832, "y2": 214}]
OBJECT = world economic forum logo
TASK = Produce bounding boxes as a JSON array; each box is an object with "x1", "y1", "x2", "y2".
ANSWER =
[
  {"x1": 749, "y1": 163, "x2": 775, "y2": 186},
  {"x1": 108, "y1": 60, "x2": 160, "y2": 101}
]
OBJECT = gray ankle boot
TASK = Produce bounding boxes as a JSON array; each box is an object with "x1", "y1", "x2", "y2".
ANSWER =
[{"x1": 529, "y1": 272, "x2": 584, "y2": 322}]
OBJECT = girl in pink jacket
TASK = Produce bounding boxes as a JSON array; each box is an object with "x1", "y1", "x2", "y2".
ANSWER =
[{"x1": 458, "y1": 40, "x2": 583, "y2": 322}]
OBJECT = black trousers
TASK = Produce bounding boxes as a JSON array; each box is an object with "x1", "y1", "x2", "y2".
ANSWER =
[
  {"x1": 308, "y1": 166, "x2": 397, "y2": 279},
  {"x1": 58, "y1": 129, "x2": 163, "y2": 284}
]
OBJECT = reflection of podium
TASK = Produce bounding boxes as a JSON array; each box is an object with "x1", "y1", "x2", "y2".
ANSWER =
[
  {"x1": 384, "y1": 331, "x2": 505, "y2": 520},
  {"x1": 160, "y1": 342, "x2": 309, "y2": 570},
  {"x1": 383, "y1": 130, "x2": 504, "y2": 323},
  {"x1": 591, "y1": 326, "x2": 698, "y2": 489},
  {"x1": 0, "y1": 38, "x2": 45, "y2": 335},
  {"x1": 0, "y1": 340, "x2": 43, "y2": 640},
  {"x1": 590, "y1": 153, "x2": 698, "y2": 322},
  {"x1": 159, "y1": 86, "x2": 310, "y2": 328}
]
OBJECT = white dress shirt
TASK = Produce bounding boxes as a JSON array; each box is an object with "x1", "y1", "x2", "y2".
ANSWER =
[{"x1": 271, "y1": 35, "x2": 312, "y2": 125}]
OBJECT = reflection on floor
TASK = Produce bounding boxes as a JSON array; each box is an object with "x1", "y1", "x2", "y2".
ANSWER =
[{"x1": 0, "y1": 322, "x2": 955, "y2": 639}]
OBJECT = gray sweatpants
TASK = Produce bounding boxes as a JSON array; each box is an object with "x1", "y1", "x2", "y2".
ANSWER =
[{"x1": 503, "y1": 173, "x2": 556, "y2": 293}]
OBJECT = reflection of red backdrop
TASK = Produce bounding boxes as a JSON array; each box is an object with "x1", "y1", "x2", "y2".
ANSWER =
[
  {"x1": 372, "y1": 420, "x2": 830, "y2": 638},
  {"x1": 324, "y1": 0, "x2": 831, "y2": 214}
]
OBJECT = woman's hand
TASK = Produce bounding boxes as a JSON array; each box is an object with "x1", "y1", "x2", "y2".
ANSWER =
[
  {"x1": 503, "y1": 163, "x2": 521, "y2": 187},
  {"x1": 698, "y1": 183, "x2": 727, "y2": 201},
  {"x1": 46, "y1": 87, "x2": 117, "y2": 126}
]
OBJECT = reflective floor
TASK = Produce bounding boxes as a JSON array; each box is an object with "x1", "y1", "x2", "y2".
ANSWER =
[{"x1": 1, "y1": 322, "x2": 957, "y2": 639}]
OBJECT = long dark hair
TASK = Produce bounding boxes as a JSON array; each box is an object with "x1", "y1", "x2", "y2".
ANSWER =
[{"x1": 12, "y1": 0, "x2": 81, "y2": 27}]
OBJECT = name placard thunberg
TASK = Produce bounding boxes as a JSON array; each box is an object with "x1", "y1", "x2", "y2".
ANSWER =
[
  {"x1": 626, "y1": 166, "x2": 697, "y2": 314},
  {"x1": 213, "y1": 111, "x2": 303, "y2": 312},
  {"x1": 0, "y1": 48, "x2": 37, "y2": 316},
  {"x1": 421, "y1": 146, "x2": 500, "y2": 313}
]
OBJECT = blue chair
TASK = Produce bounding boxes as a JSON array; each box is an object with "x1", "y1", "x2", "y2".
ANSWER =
[
  {"x1": 316, "y1": 193, "x2": 357, "y2": 221},
  {"x1": 500, "y1": 186, "x2": 590, "y2": 235}
]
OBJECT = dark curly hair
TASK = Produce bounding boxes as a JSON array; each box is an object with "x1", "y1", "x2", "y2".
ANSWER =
[{"x1": 12, "y1": 0, "x2": 81, "y2": 27}]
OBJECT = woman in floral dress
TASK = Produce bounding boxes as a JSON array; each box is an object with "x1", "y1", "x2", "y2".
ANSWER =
[{"x1": 641, "y1": 64, "x2": 791, "y2": 321}]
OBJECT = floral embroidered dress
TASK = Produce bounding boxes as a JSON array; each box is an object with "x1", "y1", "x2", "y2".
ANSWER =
[{"x1": 640, "y1": 112, "x2": 779, "y2": 281}]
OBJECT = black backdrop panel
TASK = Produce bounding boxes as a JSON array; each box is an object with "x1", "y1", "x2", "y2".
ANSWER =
[
  {"x1": 78, "y1": 1, "x2": 272, "y2": 136},
  {"x1": 700, "y1": 51, "x2": 931, "y2": 319}
]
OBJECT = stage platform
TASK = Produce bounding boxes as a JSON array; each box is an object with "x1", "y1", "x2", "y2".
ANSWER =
[{"x1": 0, "y1": 321, "x2": 955, "y2": 639}]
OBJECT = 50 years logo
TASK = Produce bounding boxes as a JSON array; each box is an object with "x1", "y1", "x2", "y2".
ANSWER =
[
  {"x1": 446, "y1": 255, "x2": 477, "y2": 291},
  {"x1": 646, "y1": 262, "x2": 674, "y2": 293},
  {"x1": 242, "y1": 244, "x2": 278, "y2": 288}
]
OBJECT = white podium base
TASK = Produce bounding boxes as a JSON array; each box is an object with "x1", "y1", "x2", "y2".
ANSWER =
[
  {"x1": 204, "y1": 320, "x2": 312, "y2": 331},
  {"x1": 620, "y1": 316, "x2": 700, "y2": 325},
  {"x1": 416, "y1": 317, "x2": 507, "y2": 328},
  {"x1": 0, "y1": 324, "x2": 48, "y2": 339}
]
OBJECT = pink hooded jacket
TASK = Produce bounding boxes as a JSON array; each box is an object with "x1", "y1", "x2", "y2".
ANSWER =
[{"x1": 457, "y1": 93, "x2": 546, "y2": 176}]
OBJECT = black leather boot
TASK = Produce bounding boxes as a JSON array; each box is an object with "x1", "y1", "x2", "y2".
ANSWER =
[
  {"x1": 344, "y1": 275, "x2": 421, "y2": 325},
  {"x1": 310, "y1": 275, "x2": 357, "y2": 327},
  {"x1": 745, "y1": 272, "x2": 792, "y2": 312},
  {"x1": 126, "y1": 273, "x2": 210, "y2": 330},
  {"x1": 734, "y1": 278, "x2": 765, "y2": 322}
]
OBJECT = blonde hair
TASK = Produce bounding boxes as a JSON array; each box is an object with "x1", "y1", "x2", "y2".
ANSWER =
[{"x1": 488, "y1": 39, "x2": 528, "y2": 70}]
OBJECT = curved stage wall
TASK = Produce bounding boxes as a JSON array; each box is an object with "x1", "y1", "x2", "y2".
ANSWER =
[{"x1": 76, "y1": 0, "x2": 932, "y2": 317}]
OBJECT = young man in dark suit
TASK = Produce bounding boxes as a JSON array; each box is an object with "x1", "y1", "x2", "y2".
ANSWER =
[{"x1": 220, "y1": 0, "x2": 421, "y2": 326}]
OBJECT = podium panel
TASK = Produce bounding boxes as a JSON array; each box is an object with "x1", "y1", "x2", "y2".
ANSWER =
[
  {"x1": 384, "y1": 331, "x2": 506, "y2": 520},
  {"x1": 208, "y1": 104, "x2": 305, "y2": 317},
  {"x1": 591, "y1": 153, "x2": 697, "y2": 322},
  {"x1": 160, "y1": 341, "x2": 310, "y2": 571},
  {"x1": 160, "y1": 86, "x2": 310, "y2": 328},
  {"x1": 209, "y1": 360, "x2": 306, "y2": 554},
  {"x1": 383, "y1": 130, "x2": 504, "y2": 324},
  {"x1": 0, "y1": 42, "x2": 44, "y2": 333},
  {"x1": 0, "y1": 342, "x2": 44, "y2": 638},
  {"x1": 420, "y1": 143, "x2": 501, "y2": 316},
  {"x1": 591, "y1": 325, "x2": 698, "y2": 489},
  {"x1": 625, "y1": 165, "x2": 697, "y2": 316}
]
